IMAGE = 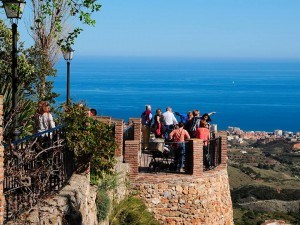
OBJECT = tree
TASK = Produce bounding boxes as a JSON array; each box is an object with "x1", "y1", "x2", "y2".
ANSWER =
[
  {"x1": 27, "y1": 0, "x2": 101, "y2": 100},
  {"x1": 0, "y1": 0, "x2": 101, "y2": 139}
]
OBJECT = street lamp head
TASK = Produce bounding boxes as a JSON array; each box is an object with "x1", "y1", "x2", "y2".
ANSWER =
[
  {"x1": 62, "y1": 47, "x2": 75, "y2": 61},
  {"x1": 1, "y1": 0, "x2": 26, "y2": 19}
]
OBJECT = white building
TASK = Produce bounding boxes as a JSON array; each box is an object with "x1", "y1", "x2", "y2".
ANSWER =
[{"x1": 274, "y1": 130, "x2": 283, "y2": 136}]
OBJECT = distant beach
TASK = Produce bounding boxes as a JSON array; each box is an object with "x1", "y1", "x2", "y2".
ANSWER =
[{"x1": 53, "y1": 57, "x2": 300, "y2": 132}]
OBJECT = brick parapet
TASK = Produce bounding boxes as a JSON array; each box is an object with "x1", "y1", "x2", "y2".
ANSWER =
[
  {"x1": 113, "y1": 119, "x2": 124, "y2": 157},
  {"x1": 95, "y1": 116, "x2": 112, "y2": 124},
  {"x1": 129, "y1": 118, "x2": 141, "y2": 147},
  {"x1": 219, "y1": 131, "x2": 228, "y2": 168},
  {"x1": 190, "y1": 139, "x2": 204, "y2": 176},
  {"x1": 95, "y1": 116, "x2": 124, "y2": 157},
  {"x1": 0, "y1": 95, "x2": 4, "y2": 225},
  {"x1": 124, "y1": 140, "x2": 139, "y2": 179}
]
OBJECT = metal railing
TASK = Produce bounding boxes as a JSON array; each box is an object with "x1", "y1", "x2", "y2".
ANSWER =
[
  {"x1": 139, "y1": 140, "x2": 192, "y2": 174},
  {"x1": 138, "y1": 136, "x2": 222, "y2": 174},
  {"x1": 204, "y1": 136, "x2": 222, "y2": 170},
  {"x1": 3, "y1": 125, "x2": 74, "y2": 222}
]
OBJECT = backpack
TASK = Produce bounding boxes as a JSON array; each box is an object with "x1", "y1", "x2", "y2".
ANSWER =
[{"x1": 189, "y1": 117, "x2": 201, "y2": 132}]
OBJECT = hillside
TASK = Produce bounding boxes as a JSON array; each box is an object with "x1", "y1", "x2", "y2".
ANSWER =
[{"x1": 227, "y1": 140, "x2": 300, "y2": 225}]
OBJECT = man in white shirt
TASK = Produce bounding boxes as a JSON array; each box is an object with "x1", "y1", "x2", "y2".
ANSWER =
[{"x1": 163, "y1": 107, "x2": 178, "y2": 139}]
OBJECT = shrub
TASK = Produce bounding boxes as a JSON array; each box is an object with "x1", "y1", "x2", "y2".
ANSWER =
[
  {"x1": 63, "y1": 102, "x2": 117, "y2": 177},
  {"x1": 110, "y1": 196, "x2": 159, "y2": 225},
  {"x1": 96, "y1": 189, "x2": 111, "y2": 221}
]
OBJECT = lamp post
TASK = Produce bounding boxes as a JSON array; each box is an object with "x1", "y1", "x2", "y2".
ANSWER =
[
  {"x1": 62, "y1": 47, "x2": 74, "y2": 105},
  {"x1": 1, "y1": 0, "x2": 26, "y2": 140}
]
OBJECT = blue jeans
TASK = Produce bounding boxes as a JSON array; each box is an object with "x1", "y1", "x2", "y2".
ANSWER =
[{"x1": 174, "y1": 142, "x2": 185, "y2": 170}]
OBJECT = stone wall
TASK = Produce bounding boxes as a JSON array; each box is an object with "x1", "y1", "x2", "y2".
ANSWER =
[
  {"x1": 132, "y1": 168, "x2": 234, "y2": 225},
  {"x1": 122, "y1": 124, "x2": 234, "y2": 225}
]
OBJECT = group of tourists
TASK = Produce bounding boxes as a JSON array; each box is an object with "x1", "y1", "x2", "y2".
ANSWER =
[{"x1": 141, "y1": 105, "x2": 215, "y2": 172}]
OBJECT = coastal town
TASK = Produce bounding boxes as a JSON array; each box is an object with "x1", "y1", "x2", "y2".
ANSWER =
[{"x1": 226, "y1": 126, "x2": 300, "y2": 145}]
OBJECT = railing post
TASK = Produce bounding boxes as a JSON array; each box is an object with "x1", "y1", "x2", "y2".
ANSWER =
[
  {"x1": 219, "y1": 131, "x2": 228, "y2": 168},
  {"x1": 124, "y1": 140, "x2": 139, "y2": 179},
  {"x1": 0, "y1": 96, "x2": 4, "y2": 224},
  {"x1": 129, "y1": 118, "x2": 142, "y2": 148},
  {"x1": 190, "y1": 139, "x2": 204, "y2": 176}
]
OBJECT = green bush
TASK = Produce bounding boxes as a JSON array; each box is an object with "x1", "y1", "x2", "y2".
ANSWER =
[
  {"x1": 96, "y1": 189, "x2": 111, "y2": 221},
  {"x1": 63, "y1": 102, "x2": 117, "y2": 177},
  {"x1": 110, "y1": 196, "x2": 159, "y2": 225}
]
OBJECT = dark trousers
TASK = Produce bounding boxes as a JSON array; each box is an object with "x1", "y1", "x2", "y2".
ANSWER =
[{"x1": 174, "y1": 142, "x2": 185, "y2": 170}]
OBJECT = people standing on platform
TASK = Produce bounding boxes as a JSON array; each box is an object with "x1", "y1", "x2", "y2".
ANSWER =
[
  {"x1": 152, "y1": 108, "x2": 166, "y2": 138},
  {"x1": 141, "y1": 105, "x2": 153, "y2": 150},
  {"x1": 163, "y1": 107, "x2": 178, "y2": 140},
  {"x1": 184, "y1": 111, "x2": 194, "y2": 132},
  {"x1": 195, "y1": 121, "x2": 211, "y2": 169},
  {"x1": 188, "y1": 109, "x2": 201, "y2": 138},
  {"x1": 200, "y1": 112, "x2": 215, "y2": 129},
  {"x1": 169, "y1": 122, "x2": 190, "y2": 173}
]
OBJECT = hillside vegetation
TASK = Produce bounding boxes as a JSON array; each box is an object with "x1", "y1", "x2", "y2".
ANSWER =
[{"x1": 227, "y1": 140, "x2": 300, "y2": 225}]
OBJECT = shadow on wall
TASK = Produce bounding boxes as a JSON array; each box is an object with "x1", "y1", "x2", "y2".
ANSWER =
[{"x1": 63, "y1": 194, "x2": 83, "y2": 225}]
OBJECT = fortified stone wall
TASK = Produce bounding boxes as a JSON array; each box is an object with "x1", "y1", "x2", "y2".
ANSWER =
[
  {"x1": 124, "y1": 123, "x2": 234, "y2": 225},
  {"x1": 132, "y1": 168, "x2": 233, "y2": 225}
]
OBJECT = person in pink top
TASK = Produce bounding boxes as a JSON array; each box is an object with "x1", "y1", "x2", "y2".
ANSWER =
[
  {"x1": 169, "y1": 122, "x2": 190, "y2": 172},
  {"x1": 195, "y1": 127, "x2": 210, "y2": 146},
  {"x1": 195, "y1": 126, "x2": 211, "y2": 169}
]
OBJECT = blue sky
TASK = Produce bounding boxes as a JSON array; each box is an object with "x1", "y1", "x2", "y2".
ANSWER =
[{"x1": 1, "y1": 0, "x2": 300, "y2": 59}]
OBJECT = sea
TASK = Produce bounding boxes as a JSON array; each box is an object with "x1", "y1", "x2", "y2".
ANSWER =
[{"x1": 53, "y1": 57, "x2": 300, "y2": 133}]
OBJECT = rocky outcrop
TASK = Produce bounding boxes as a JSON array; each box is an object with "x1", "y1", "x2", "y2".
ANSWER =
[
  {"x1": 7, "y1": 173, "x2": 98, "y2": 225},
  {"x1": 4, "y1": 158, "x2": 130, "y2": 225}
]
